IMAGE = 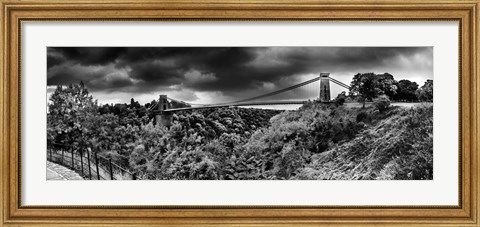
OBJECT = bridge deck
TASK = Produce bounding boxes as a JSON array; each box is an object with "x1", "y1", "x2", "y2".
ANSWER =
[{"x1": 163, "y1": 100, "x2": 308, "y2": 112}]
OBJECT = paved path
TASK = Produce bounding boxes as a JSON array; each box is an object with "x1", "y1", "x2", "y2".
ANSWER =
[{"x1": 47, "y1": 161, "x2": 84, "y2": 180}]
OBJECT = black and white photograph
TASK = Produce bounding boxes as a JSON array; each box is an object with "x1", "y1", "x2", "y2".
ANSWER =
[{"x1": 46, "y1": 47, "x2": 433, "y2": 180}]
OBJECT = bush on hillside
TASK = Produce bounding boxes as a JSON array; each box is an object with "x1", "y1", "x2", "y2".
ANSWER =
[
  {"x1": 373, "y1": 95, "x2": 391, "y2": 112},
  {"x1": 334, "y1": 91, "x2": 347, "y2": 106}
]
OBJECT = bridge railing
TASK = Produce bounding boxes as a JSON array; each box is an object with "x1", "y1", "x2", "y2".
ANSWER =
[{"x1": 47, "y1": 142, "x2": 140, "y2": 180}]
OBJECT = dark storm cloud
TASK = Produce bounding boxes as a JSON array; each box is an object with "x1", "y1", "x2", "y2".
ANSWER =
[
  {"x1": 47, "y1": 47, "x2": 432, "y2": 102},
  {"x1": 119, "y1": 47, "x2": 261, "y2": 89},
  {"x1": 47, "y1": 63, "x2": 137, "y2": 93},
  {"x1": 129, "y1": 60, "x2": 182, "y2": 83},
  {"x1": 53, "y1": 47, "x2": 126, "y2": 66},
  {"x1": 47, "y1": 47, "x2": 66, "y2": 69},
  {"x1": 47, "y1": 55, "x2": 64, "y2": 69}
]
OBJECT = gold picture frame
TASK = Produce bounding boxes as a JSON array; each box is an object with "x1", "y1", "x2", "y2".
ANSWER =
[{"x1": 1, "y1": 0, "x2": 478, "y2": 226}]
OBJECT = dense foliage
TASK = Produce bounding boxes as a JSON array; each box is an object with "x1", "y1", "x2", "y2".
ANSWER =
[
  {"x1": 295, "y1": 103, "x2": 433, "y2": 180},
  {"x1": 48, "y1": 77, "x2": 433, "y2": 180},
  {"x1": 416, "y1": 79, "x2": 434, "y2": 102},
  {"x1": 348, "y1": 73, "x2": 433, "y2": 104},
  {"x1": 393, "y1": 79, "x2": 419, "y2": 102},
  {"x1": 47, "y1": 82, "x2": 98, "y2": 151},
  {"x1": 349, "y1": 73, "x2": 397, "y2": 106}
]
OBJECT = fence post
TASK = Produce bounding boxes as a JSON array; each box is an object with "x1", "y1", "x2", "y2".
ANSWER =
[
  {"x1": 80, "y1": 150, "x2": 84, "y2": 177},
  {"x1": 71, "y1": 149, "x2": 74, "y2": 170},
  {"x1": 94, "y1": 152, "x2": 100, "y2": 180},
  {"x1": 61, "y1": 149, "x2": 64, "y2": 165},
  {"x1": 109, "y1": 159, "x2": 114, "y2": 180},
  {"x1": 132, "y1": 173, "x2": 136, "y2": 180},
  {"x1": 87, "y1": 150, "x2": 92, "y2": 180}
]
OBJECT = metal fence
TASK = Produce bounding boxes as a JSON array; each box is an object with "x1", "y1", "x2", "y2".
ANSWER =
[{"x1": 47, "y1": 142, "x2": 139, "y2": 180}]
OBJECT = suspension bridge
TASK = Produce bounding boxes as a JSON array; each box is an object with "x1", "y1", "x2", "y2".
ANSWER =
[{"x1": 151, "y1": 73, "x2": 350, "y2": 126}]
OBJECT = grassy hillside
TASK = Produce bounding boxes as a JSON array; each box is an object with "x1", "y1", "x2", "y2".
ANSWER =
[{"x1": 294, "y1": 103, "x2": 433, "y2": 180}]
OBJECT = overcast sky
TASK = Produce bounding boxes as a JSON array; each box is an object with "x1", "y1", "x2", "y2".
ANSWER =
[{"x1": 47, "y1": 47, "x2": 433, "y2": 105}]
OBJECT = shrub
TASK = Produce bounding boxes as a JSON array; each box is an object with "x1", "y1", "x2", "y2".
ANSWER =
[
  {"x1": 334, "y1": 92, "x2": 346, "y2": 106},
  {"x1": 373, "y1": 95, "x2": 391, "y2": 112},
  {"x1": 356, "y1": 111, "x2": 371, "y2": 123}
]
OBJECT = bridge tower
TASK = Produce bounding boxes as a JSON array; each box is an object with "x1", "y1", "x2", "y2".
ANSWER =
[
  {"x1": 155, "y1": 95, "x2": 173, "y2": 127},
  {"x1": 319, "y1": 72, "x2": 331, "y2": 102}
]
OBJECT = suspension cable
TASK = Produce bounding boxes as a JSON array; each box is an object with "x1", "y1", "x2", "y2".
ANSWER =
[
  {"x1": 157, "y1": 75, "x2": 351, "y2": 109},
  {"x1": 228, "y1": 76, "x2": 321, "y2": 104},
  {"x1": 329, "y1": 77, "x2": 351, "y2": 89}
]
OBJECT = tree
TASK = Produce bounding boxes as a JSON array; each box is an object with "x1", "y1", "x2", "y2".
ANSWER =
[
  {"x1": 376, "y1": 73, "x2": 398, "y2": 98},
  {"x1": 129, "y1": 98, "x2": 142, "y2": 111},
  {"x1": 349, "y1": 73, "x2": 397, "y2": 107},
  {"x1": 416, "y1": 79, "x2": 433, "y2": 102},
  {"x1": 394, "y1": 79, "x2": 419, "y2": 102},
  {"x1": 47, "y1": 82, "x2": 98, "y2": 152},
  {"x1": 98, "y1": 103, "x2": 112, "y2": 114}
]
